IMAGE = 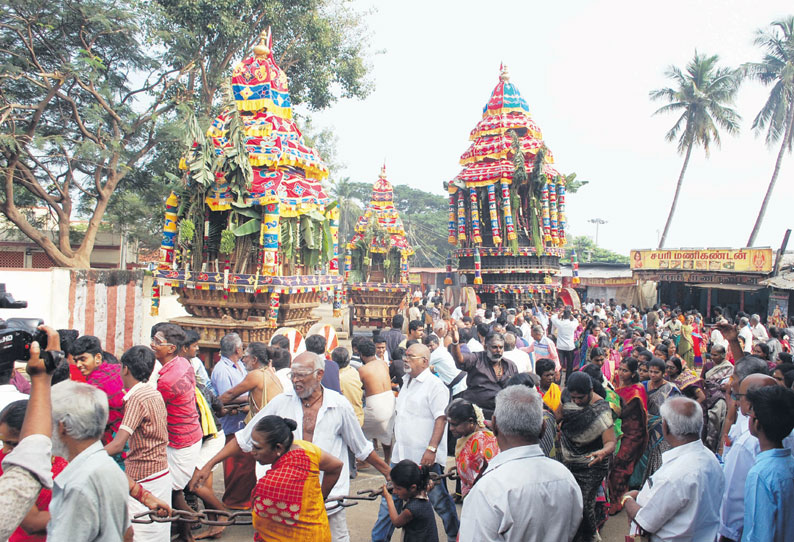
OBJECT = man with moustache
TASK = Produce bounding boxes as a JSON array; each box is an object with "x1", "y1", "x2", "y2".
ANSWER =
[{"x1": 190, "y1": 351, "x2": 391, "y2": 542}]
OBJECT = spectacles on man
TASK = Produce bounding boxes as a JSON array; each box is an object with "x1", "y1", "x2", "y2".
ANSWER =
[
  {"x1": 150, "y1": 334, "x2": 173, "y2": 347},
  {"x1": 288, "y1": 369, "x2": 319, "y2": 381}
]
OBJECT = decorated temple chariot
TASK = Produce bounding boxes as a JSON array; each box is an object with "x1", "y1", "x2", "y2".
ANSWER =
[
  {"x1": 344, "y1": 166, "x2": 414, "y2": 329},
  {"x1": 152, "y1": 30, "x2": 343, "y2": 349},
  {"x1": 447, "y1": 65, "x2": 574, "y2": 308}
]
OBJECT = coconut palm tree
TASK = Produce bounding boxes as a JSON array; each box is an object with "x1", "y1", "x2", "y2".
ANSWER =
[
  {"x1": 650, "y1": 52, "x2": 742, "y2": 249},
  {"x1": 329, "y1": 176, "x2": 363, "y2": 244},
  {"x1": 745, "y1": 17, "x2": 794, "y2": 246}
]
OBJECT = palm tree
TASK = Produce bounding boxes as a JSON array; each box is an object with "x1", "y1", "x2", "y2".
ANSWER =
[
  {"x1": 745, "y1": 17, "x2": 794, "y2": 246},
  {"x1": 650, "y1": 52, "x2": 742, "y2": 249},
  {"x1": 329, "y1": 176, "x2": 363, "y2": 244}
]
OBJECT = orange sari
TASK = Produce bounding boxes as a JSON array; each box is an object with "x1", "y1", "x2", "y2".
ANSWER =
[{"x1": 252, "y1": 440, "x2": 330, "y2": 542}]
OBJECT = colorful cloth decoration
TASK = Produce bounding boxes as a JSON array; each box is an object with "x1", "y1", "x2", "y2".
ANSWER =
[
  {"x1": 160, "y1": 191, "x2": 179, "y2": 270},
  {"x1": 344, "y1": 250, "x2": 352, "y2": 282},
  {"x1": 327, "y1": 206, "x2": 339, "y2": 274},
  {"x1": 231, "y1": 30, "x2": 292, "y2": 118},
  {"x1": 457, "y1": 191, "x2": 467, "y2": 242},
  {"x1": 448, "y1": 194, "x2": 457, "y2": 245},
  {"x1": 501, "y1": 181, "x2": 516, "y2": 241},
  {"x1": 469, "y1": 187, "x2": 482, "y2": 244},
  {"x1": 400, "y1": 253, "x2": 409, "y2": 284},
  {"x1": 487, "y1": 183, "x2": 501, "y2": 245},
  {"x1": 473, "y1": 247, "x2": 483, "y2": 285},
  {"x1": 549, "y1": 181, "x2": 559, "y2": 246},
  {"x1": 260, "y1": 202, "x2": 280, "y2": 276},
  {"x1": 571, "y1": 249, "x2": 580, "y2": 285},
  {"x1": 445, "y1": 253, "x2": 453, "y2": 285},
  {"x1": 557, "y1": 178, "x2": 567, "y2": 245},
  {"x1": 333, "y1": 288, "x2": 342, "y2": 318},
  {"x1": 541, "y1": 182, "x2": 551, "y2": 242},
  {"x1": 268, "y1": 291, "x2": 280, "y2": 324},
  {"x1": 150, "y1": 284, "x2": 160, "y2": 316}
]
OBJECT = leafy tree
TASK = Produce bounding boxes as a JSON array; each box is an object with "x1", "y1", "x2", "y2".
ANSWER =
[
  {"x1": 562, "y1": 235, "x2": 629, "y2": 264},
  {"x1": 650, "y1": 52, "x2": 742, "y2": 249},
  {"x1": 0, "y1": 0, "x2": 189, "y2": 267},
  {"x1": 745, "y1": 17, "x2": 794, "y2": 246}
]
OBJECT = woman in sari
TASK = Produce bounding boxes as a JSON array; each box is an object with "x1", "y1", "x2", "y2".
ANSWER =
[
  {"x1": 677, "y1": 315, "x2": 695, "y2": 368},
  {"x1": 558, "y1": 372, "x2": 616, "y2": 542},
  {"x1": 445, "y1": 399, "x2": 499, "y2": 498},
  {"x1": 536, "y1": 358, "x2": 561, "y2": 411},
  {"x1": 607, "y1": 358, "x2": 647, "y2": 515},
  {"x1": 250, "y1": 415, "x2": 343, "y2": 542},
  {"x1": 639, "y1": 358, "x2": 680, "y2": 482}
]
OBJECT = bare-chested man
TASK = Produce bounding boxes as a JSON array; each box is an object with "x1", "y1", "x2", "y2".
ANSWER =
[{"x1": 358, "y1": 337, "x2": 396, "y2": 464}]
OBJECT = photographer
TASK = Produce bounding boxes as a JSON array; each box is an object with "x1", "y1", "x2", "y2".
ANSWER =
[{"x1": 0, "y1": 326, "x2": 59, "y2": 540}]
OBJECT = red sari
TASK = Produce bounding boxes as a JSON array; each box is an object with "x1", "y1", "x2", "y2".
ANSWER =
[{"x1": 608, "y1": 382, "x2": 647, "y2": 513}]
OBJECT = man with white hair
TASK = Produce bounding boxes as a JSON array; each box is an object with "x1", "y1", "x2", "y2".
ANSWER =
[
  {"x1": 749, "y1": 314, "x2": 768, "y2": 341},
  {"x1": 502, "y1": 332, "x2": 531, "y2": 373},
  {"x1": 738, "y1": 317, "x2": 754, "y2": 353},
  {"x1": 191, "y1": 351, "x2": 391, "y2": 542},
  {"x1": 48, "y1": 380, "x2": 129, "y2": 541},
  {"x1": 459, "y1": 385, "x2": 582, "y2": 541},
  {"x1": 622, "y1": 397, "x2": 724, "y2": 541}
]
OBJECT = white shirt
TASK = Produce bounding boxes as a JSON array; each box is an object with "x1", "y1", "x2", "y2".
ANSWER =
[
  {"x1": 739, "y1": 326, "x2": 754, "y2": 353},
  {"x1": 237, "y1": 387, "x2": 374, "y2": 508},
  {"x1": 709, "y1": 329, "x2": 729, "y2": 350},
  {"x1": 148, "y1": 360, "x2": 163, "y2": 388},
  {"x1": 452, "y1": 306, "x2": 463, "y2": 320},
  {"x1": 467, "y1": 337, "x2": 484, "y2": 353},
  {"x1": 393, "y1": 367, "x2": 448, "y2": 467},
  {"x1": 751, "y1": 323, "x2": 768, "y2": 341},
  {"x1": 719, "y1": 423, "x2": 760, "y2": 540},
  {"x1": 459, "y1": 444, "x2": 582, "y2": 542},
  {"x1": 429, "y1": 346, "x2": 467, "y2": 396},
  {"x1": 723, "y1": 410, "x2": 749, "y2": 459},
  {"x1": 274, "y1": 367, "x2": 292, "y2": 393},
  {"x1": 0, "y1": 384, "x2": 28, "y2": 415},
  {"x1": 632, "y1": 439, "x2": 724, "y2": 542},
  {"x1": 502, "y1": 349, "x2": 532, "y2": 373},
  {"x1": 550, "y1": 316, "x2": 578, "y2": 351},
  {"x1": 519, "y1": 321, "x2": 532, "y2": 341}
]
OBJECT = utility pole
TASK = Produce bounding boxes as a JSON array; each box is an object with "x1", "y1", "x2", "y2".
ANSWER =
[{"x1": 588, "y1": 218, "x2": 607, "y2": 246}]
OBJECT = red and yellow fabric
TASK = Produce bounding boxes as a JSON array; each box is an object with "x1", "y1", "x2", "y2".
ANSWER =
[
  {"x1": 541, "y1": 382, "x2": 562, "y2": 412},
  {"x1": 481, "y1": 66, "x2": 530, "y2": 118},
  {"x1": 500, "y1": 182, "x2": 516, "y2": 241},
  {"x1": 469, "y1": 187, "x2": 482, "y2": 244},
  {"x1": 469, "y1": 112, "x2": 542, "y2": 141},
  {"x1": 487, "y1": 183, "x2": 501, "y2": 245},
  {"x1": 252, "y1": 440, "x2": 330, "y2": 542},
  {"x1": 459, "y1": 133, "x2": 546, "y2": 165},
  {"x1": 455, "y1": 429, "x2": 499, "y2": 497},
  {"x1": 448, "y1": 194, "x2": 457, "y2": 245},
  {"x1": 457, "y1": 191, "x2": 467, "y2": 242},
  {"x1": 231, "y1": 51, "x2": 292, "y2": 118}
]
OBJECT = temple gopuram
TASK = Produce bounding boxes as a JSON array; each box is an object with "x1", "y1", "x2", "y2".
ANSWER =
[
  {"x1": 152, "y1": 30, "x2": 343, "y2": 349},
  {"x1": 447, "y1": 66, "x2": 569, "y2": 308},
  {"x1": 344, "y1": 166, "x2": 414, "y2": 329}
]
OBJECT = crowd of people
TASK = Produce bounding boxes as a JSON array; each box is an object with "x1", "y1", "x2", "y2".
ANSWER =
[{"x1": 1, "y1": 294, "x2": 794, "y2": 542}]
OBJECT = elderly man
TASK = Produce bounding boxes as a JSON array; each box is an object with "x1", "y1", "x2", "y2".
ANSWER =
[
  {"x1": 424, "y1": 333, "x2": 467, "y2": 398},
  {"x1": 750, "y1": 314, "x2": 768, "y2": 341},
  {"x1": 372, "y1": 343, "x2": 459, "y2": 542},
  {"x1": 502, "y1": 332, "x2": 531, "y2": 373},
  {"x1": 718, "y1": 371, "x2": 778, "y2": 542},
  {"x1": 524, "y1": 324, "x2": 560, "y2": 376},
  {"x1": 192, "y1": 351, "x2": 390, "y2": 542},
  {"x1": 210, "y1": 332, "x2": 255, "y2": 509},
  {"x1": 459, "y1": 385, "x2": 582, "y2": 542},
  {"x1": 48, "y1": 380, "x2": 129, "y2": 541},
  {"x1": 622, "y1": 397, "x2": 724, "y2": 541},
  {"x1": 450, "y1": 324, "x2": 518, "y2": 420}
]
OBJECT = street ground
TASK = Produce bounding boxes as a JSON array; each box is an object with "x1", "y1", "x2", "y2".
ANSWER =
[{"x1": 186, "y1": 303, "x2": 629, "y2": 541}]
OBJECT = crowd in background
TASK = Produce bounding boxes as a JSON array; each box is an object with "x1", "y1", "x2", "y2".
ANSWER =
[{"x1": 1, "y1": 292, "x2": 793, "y2": 542}]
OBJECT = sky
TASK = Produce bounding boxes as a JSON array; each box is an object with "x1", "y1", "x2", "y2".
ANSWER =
[{"x1": 306, "y1": 0, "x2": 793, "y2": 256}]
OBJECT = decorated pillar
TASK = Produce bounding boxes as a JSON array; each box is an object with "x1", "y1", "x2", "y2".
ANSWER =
[
  {"x1": 469, "y1": 187, "x2": 482, "y2": 244},
  {"x1": 457, "y1": 190, "x2": 467, "y2": 242},
  {"x1": 500, "y1": 181, "x2": 516, "y2": 241},
  {"x1": 541, "y1": 181, "x2": 551, "y2": 242},
  {"x1": 557, "y1": 179, "x2": 567, "y2": 245},
  {"x1": 549, "y1": 181, "x2": 559, "y2": 246},
  {"x1": 473, "y1": 247, "x2": 482, "y2": 285},
  {"x1": 268, "y1": 291, "x2": 280, "y2": 325},
  {"x1": 487, "y1": 183, "x2": 502, "y2": 245},
  {"x1": 571, "y1": 248, "x2": 580, "y2": 285},
  {"x1": 445, "y1": 253, "x2": 453, "y2": 285},
  {"x1": 344, "y1": 249, "x2": 352, "y2": 282},
  {"x1": 327, "y1": 205, "x2": 339, "y2": 274},
  {"x1": 400, "y1": 252, "x2": 409, "y2": 284},
  {"x1": 260, "y1": 201, "x2": 280, "y2": 276},
  {"x1": 160, "y1": 191, "x2": 179, "y2": 270},
  {"x1": 448, "y1": 194, "x2": 457, "y2": 245}
]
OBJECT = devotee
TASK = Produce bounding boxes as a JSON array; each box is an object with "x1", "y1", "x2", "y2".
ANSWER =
[
  {"x1": 450, "y1": 323, "x2": 518, "y2": 420},
  {"x1": 399, "y1": 320, "x2": 424, "y2": 349},
  {"x1": 536, "y1": 357, "x2": 561, "y2": 412},
  {"x1": 380, "y1": 315, "x2": 406, "y2": 359},
  {"x1": 641, "y1": 357, "x2": 680, "y2": 481},
  {"x1": 332, "y1": 347, "x2": 364, "y2": 427},
  {"x1": 501, "y1": 331, "x2": 531, "y2": 373},
  {"x1": 750, "y1": 314, "x2": 768, "y2": 341},
  {"x1": 424, "y1": 334, "x2": 467, "y2": 400},
  {"x1": 219, "y1": 342, "x2": 283, "y2": 419},
  {"x1": 738, "y1": 317, "x2": 754, "y2": 354},
  {"x1": 374, "y1": 335, "x2": 389, "y2": 363},
  {"x1": 380, "y1": 460, "x2": 440, "y2": 542},
  {"x1": 192, "y1": 351, "x2": 391, "y2": 542},
  {"x1": 0, "y1": 355, "x2": 28, "y2": 412},
  {"x1": 372, "y1": 344, "x2": 458, "y2": 542},
  {"x1": 552, "y1": 307, "x2": 579, "y2": 380},
  {"x1": 152, "y1": 324, "x2": 203, "y2": 541},
  {"x1": 718, "y1": 371, "x2": 777, "y2": 542},
  {"x1": 702, "y1": 344, "x2": 733, "y2": 383},
  {"x1": 70, "y1": 335, "x2": 124, "y2": 465},
  {"x1": 271, "y1": 345, "x2": 293, "y2": 392},
  {"x1": 608, "y1": 358, "x2": 648, "y2": 514},
  {"x1": 741, "y1": 385, "x2": 794, "y2": 542},
  {"x1": 359, "y1": 337, "x2": 396, "y2": 465},
  {"x1": 249, "y1": 415, "x2": 343, "y2": 542},
  {"x1": 104, "y1": 345, "x2": 170, "y2": 542},
  {"x1": 459, "y1": 385, "x2": 582, "y2": 542},
  {"x1": 558, "y1": 372, "x2": 616, "y2": 542},
  {"x1": 445, "y1": 398, "x2": 498, "y2": 498},
  {"x1": 524, "y1": 324, "x2": 560, "y2": 376},
  {"x1": 48, "y1": 380, "x2": 129, "y2": 541},
  {"x1": 306, "y1": 335, "x2": 341, "y2": 393},
  {"x1": 622, "y1": 397, "x2": 724, "y2": 541},
  {"x1": 210, "y1": 332, "x2": 255, "y2": 510},
  {"x1": 180, "y1": 330, "x2": 210, "y2": 389}
]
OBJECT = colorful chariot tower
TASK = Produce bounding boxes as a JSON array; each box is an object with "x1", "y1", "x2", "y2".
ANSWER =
[{"x1": 447, "y1": 66, "x2": 568, "y2": 307}]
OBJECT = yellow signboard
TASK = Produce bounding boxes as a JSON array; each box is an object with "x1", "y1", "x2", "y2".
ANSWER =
[
  {"x1": 630, "y1": 248, "x2": 773, "y2": 274},
  {"x1": 409, "y1": 272, "x2": 422, "y2": 285}
]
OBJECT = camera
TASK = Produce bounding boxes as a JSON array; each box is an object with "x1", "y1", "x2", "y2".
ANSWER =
[{"x1": 0, "y1": 284, "x2": 64, "y2": 373}]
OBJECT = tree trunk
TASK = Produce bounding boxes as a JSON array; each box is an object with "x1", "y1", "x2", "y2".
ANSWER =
[
  {"x1": 747, "y1": 103, "x2": 794, "y2": 247},
  {"x1": 658, "y1": 142, "x2": 694, "y2": 249}
]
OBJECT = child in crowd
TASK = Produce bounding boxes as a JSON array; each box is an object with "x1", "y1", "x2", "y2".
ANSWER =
[{"x1": 381, "y1": 459, "x2": 439, "y2": 542}]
